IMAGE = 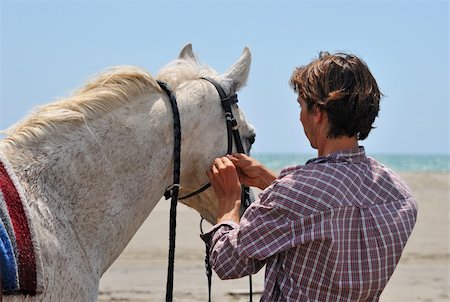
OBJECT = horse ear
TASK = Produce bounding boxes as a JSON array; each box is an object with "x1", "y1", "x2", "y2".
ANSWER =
[
  {"x1": 224, "y1": 47, "x2": 251, "y2": 90},
  {"x1": 178, "y1": 43, "x2": 197, "y2": 61}
]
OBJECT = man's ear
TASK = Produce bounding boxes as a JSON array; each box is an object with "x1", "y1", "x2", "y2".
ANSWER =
[{"x1": 313, "y1": 105, "x2": 327, "y2": 124}]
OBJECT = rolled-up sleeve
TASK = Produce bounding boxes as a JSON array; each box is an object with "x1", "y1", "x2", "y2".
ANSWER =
[
  {"x1": 200, "y1": 184, "x2": 295, "y2": 280},
  {"x1": 200, "y1": 220, "x2": 266, "y2": 279}
]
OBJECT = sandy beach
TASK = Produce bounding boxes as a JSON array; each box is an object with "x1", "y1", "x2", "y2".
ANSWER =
[{"x1": 98, "y1": 172, "x2": 450, "y2": 301}]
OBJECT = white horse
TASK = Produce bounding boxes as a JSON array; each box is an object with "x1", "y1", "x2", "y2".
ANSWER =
[{"x1": 0, "y1": 44, "x2": 255, "y2": 301}]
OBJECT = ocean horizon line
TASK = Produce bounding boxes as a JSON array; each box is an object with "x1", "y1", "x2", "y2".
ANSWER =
[
  {"x1": 252, "y1": 153, "x2": 450, "y2": 173},
  {"x1": 251, "y1": 151, "x2": 450, "y2": 156}
]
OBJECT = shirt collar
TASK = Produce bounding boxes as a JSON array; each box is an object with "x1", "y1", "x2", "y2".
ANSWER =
[
  {"x1": 306, "y1": 146, "x2": 366, "y2": 165},
  {"x1": 278, "y1": 146, "x2": 367, "y2": 179}
]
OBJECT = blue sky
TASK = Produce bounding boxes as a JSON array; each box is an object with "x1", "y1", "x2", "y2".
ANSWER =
[{"x1": 0, "y1": 0, "x2": 448, "y2": 154}]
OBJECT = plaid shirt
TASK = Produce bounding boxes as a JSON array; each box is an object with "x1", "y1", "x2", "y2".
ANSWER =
[{"x1": 201, "y1": 147, "x2": 417, "y2": 301}]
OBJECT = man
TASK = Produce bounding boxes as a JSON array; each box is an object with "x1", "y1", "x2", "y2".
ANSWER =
[{"x1": 202, "y1": 52, "x2": 418, "y2": 301}]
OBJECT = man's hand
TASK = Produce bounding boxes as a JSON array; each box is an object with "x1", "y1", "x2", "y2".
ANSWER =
[
  {"x1": 206, "y1": 157, "x2": 241, "y2": 224},
  {"x1": 227, "y1": 153, "x2": 277, "y2": 190}
]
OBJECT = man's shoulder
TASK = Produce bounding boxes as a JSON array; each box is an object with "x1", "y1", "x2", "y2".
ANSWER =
[
  {"x1": 365, "y1": 156, "x2": 415, "y2": 201},
  {"x1": 278, "y1": 162, "x2": 333, "y2": 179},
  {"x1": 261, "y1": 165, "x2": 339, "y2": 217},
  {"x1": 265, "y1": 158, "x2": 415, "y2": 215}
]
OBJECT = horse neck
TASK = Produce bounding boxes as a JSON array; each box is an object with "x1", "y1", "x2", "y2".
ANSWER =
[{"x1": 0, "y1": 92, "x2": 177, "y2": 275}]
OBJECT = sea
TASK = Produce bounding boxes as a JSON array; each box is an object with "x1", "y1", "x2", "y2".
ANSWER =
[{"x1": 252, "y1": 153, "x2": 450, "y2": 173}]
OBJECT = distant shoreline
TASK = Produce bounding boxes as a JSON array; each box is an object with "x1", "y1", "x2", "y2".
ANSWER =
[{"x1": 252, "y1": 153, "x2": 450, "y2": 173}]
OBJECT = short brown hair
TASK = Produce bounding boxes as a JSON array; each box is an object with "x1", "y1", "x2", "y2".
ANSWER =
[{"x1": 289, "y1": 52, "x2": 381, "y2": 140}]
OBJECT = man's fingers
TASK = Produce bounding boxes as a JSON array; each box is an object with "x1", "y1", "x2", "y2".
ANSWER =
[
  {"x1": 214, "y1": 157, "x2": 226, "y2": 170},
  {"x1": 230, "y1": 153, "x2": 249, "y2": 160},
  {"x1": 228, "y1": 153, "x2": 251, "y2": 167},
  {"x1": 221, "y1": 156, "x2": 235, "y2": 167},
  {"x1": 226, "y1": 154, "x2": 240, "y2": 162},
  {"x1": 213, "y1": 156, "x2": 236, "y2": 170}
]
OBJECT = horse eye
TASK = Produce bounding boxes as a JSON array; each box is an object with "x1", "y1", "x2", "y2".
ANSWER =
[{"x1": 248, "y1": 134, "x2": 256, "y2": 145}]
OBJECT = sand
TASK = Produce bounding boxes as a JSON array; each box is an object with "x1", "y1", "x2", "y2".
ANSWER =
[{"x1": 98, "y1": 173, "x2": 450, "y2": 301}]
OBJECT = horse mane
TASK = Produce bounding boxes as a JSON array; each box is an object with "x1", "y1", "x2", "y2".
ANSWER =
[
  {"x1": 3, "y1": 66, "x2": 160, "y2": 146},
  {"x1": 3, "y1": 59, "x2": 219, "y2": 147}
]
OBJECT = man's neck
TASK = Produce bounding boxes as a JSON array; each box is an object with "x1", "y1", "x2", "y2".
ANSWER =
[{"x1": 317, "y1": 136, "x2": 359, "y2": 157}]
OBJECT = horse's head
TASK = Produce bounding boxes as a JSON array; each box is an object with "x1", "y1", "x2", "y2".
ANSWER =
[{"x1": 157, "y1": 44, "x2": 255, "y2": 224}]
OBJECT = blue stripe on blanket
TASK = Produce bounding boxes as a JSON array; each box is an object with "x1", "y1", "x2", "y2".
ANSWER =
[{"x1": 0, "y1": 219, "x2": 19, "y2": 292}]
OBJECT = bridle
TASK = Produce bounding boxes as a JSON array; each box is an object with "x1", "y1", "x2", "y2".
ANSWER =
[{"x1": 157, "y1": 77, "x2": 254, "y2": 302}]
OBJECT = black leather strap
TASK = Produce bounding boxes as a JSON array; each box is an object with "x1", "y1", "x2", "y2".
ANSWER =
[
  {"x1": 179, "y1": 183, "x2": 211, "y2": 200},
  {"x1": 201, "y1": 77, "x2": 254, "y2": 302},
  {"x1": 221, "y1": 94, "x2": 239, "y2": 108},
  {"x1": 157, "y1": 81, "x2": 181, "y2": 302},
  {"x1": 160, "y1": 76, "x2": 254, "y2": 302}
]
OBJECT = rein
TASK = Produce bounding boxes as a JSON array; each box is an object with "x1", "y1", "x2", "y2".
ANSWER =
[
  {"x1": 158, "y1": 78, "x2": 254, "y2": 302},
  {"x1": 156, "y1": 81, "x2": 181, "y2": 302}
]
